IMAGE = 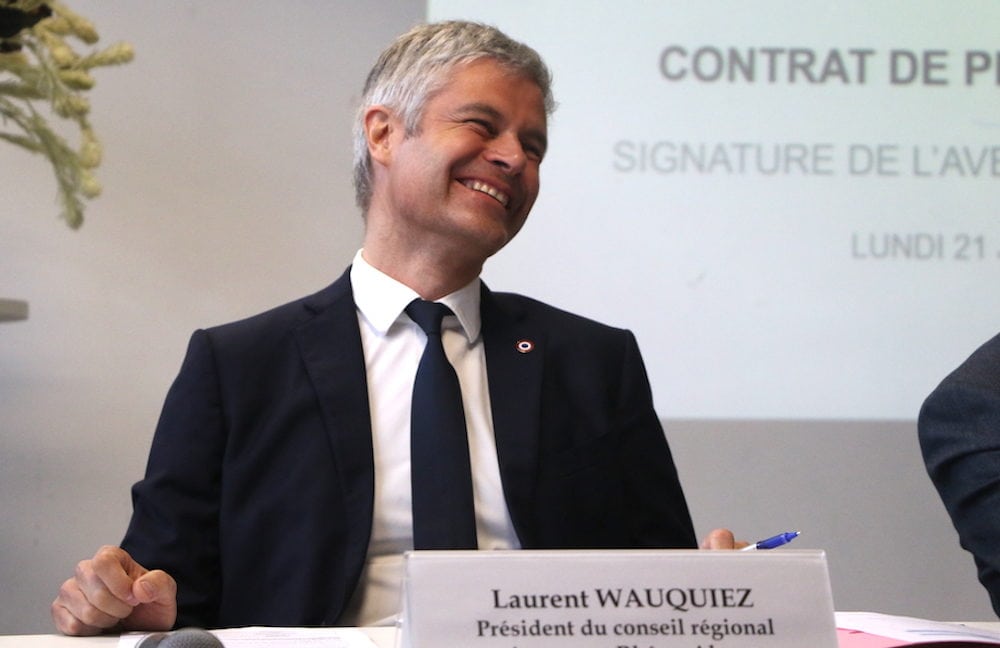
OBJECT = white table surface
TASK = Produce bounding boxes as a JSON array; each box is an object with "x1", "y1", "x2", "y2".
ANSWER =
[
  {"x1": 4, "y1": 623, "x2": 999, "y2": 647},
  {"x1": 0, "y1": 627, "x2": 396, "y2": 647}
]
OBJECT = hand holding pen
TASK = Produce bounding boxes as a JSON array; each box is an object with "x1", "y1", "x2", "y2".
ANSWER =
[{"x1": 740, "y1": 531, "x2": 800, "y2": 551}]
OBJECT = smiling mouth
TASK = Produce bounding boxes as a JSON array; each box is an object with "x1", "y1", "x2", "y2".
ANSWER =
[{"x1": 461, "y1": 179, "x2": 510, "y2": 208}]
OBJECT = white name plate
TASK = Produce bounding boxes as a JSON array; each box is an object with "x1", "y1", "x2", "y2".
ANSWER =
[{"x1": 401, "y1": 549, "x2": 837, "y2": 648}]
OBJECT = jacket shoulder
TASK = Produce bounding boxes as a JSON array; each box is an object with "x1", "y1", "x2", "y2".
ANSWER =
[
  {"x1": 488, "y1": 290, "x2": 631, "y2": 341},
  {"x1": 202, "y1": 272, "x2": 353, "y2": 347}
]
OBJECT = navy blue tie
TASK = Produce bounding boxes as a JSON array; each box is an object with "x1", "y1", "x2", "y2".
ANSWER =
[{"x1": 406, "y1": 299, "x2": 478, "y2": 550}]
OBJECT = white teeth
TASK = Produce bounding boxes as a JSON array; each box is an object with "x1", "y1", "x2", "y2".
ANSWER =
[{"x1": 462, "y1": 179, "x2": 509, "y2": 207}]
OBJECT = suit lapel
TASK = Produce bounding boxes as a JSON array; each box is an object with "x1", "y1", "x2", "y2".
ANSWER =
[
  {"x1": 295, "y1": 271, "x2": 373, "y2": 499},
  {"x1": 290, "y1": 276, "x2": 548, "y2": 571},
  {"x1": 293, "y1": 270, "x2": 374, "y2": 615},
  {"x1": 481, "y1": 285, "x2": 545, "y2": 546}
]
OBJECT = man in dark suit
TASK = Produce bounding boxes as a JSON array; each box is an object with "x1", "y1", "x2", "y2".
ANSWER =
[
  {"x1": 919, "y1": 331, "x2": 1000, "y2": 618},
  {"x1": 52, "y1": 20, "x2": 737, "y2": 636}
]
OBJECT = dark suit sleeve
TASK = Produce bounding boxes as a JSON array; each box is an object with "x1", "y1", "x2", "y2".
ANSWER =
[
  {"x1": 121, "y1": 330, "x2": 225, "y2": 627},
  {"x1": 525, "y1": 316, "x2": 697, "y2": 550},
  {"x1": 614, "y1": 330, "x2": 697, "y2": 548},
  {"x1": 918, "y1": 333, "x2": 1000, "y2": 617}
]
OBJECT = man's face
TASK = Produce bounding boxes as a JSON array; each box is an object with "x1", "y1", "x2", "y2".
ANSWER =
[{"x1": 377, "y1": 58, "x2": 548, "y2": 262}]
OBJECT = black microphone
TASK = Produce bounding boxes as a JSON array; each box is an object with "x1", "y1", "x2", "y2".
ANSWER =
[{"x1": 136, "y1": 628, "x2": 224, "y2": 648}]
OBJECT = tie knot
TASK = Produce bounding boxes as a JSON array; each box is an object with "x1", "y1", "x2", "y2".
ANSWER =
[{"x1": 406, "y1": 299, "x2": 452, "y2": 336}]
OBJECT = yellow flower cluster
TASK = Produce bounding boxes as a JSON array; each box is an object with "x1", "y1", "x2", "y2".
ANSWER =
[{"x1": 1, "y1": 0, "x2": 134, "y2": 229}]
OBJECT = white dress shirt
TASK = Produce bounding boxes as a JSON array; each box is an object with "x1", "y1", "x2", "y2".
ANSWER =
[{"x1": 339, "y1": 250, "x2": 520, "y2": 626}]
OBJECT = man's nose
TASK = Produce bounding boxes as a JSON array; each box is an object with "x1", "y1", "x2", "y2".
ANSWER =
[{"x1": 485, "y1": 132, "x2": 527, "y2": 175}]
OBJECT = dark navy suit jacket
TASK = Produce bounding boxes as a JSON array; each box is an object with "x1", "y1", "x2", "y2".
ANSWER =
[
  {"x1": 919, "y1": 331, "x2": 1000, "y2": 618},
  {"x1": 121, "y1": 269, "x2": 696, "y2": 628}
]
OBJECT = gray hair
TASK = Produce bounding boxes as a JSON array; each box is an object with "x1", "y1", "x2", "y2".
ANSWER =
[{"x1": 352, "y1": 20, "x2": 555, "y2": 212}]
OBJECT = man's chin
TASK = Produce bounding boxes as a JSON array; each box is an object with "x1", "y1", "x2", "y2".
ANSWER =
[{"x1": 465, "y1": 221, "x2": 520, "y2": 256}]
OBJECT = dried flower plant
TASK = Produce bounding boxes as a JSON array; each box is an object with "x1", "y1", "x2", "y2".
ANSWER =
[{"x1": 1, "y1": 0, "x2": 133, "y2": 228}]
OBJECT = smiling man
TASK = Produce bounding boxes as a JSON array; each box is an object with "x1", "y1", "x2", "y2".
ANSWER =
[
  {"x1": 360, "y1": 55, "x2": 546, "y2": 300},
  {"x1": 51, "y1": 21, "x2": 731, "y2": 636}
]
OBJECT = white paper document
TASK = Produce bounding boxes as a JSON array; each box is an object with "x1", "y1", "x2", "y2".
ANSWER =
[{"x1": 836, "y1": 612, "x2": 1000, "y2": 645}]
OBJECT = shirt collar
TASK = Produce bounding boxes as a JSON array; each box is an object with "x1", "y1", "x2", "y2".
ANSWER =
[{"x1": 350, "y1": 249, "x2": 482, "y2": 342}]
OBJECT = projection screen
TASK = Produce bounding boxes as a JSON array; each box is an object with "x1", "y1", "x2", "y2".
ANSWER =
[{"x1": 427, "y1": 1, "x2": 1000, "y2": 422}]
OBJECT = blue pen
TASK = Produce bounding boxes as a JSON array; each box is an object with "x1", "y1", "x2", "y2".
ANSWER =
[{"x1": 740, "y1": 531, "x2": 800, "y2": 551}]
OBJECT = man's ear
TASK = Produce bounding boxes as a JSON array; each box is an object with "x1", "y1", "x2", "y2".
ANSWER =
[{"x1": 364, "y1": 105, "x2": 396, "y2": 167}]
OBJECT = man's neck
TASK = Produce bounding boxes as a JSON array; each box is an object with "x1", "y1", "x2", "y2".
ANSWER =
[{"x1": 359, "y1": 244, "x2": 482, "y2": 302}]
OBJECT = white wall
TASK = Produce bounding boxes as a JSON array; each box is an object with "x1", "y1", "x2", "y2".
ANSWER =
[
  {"x1": 667, "y1": 420, "x2": 990, "y2": 619},
  {"x1": 0, "y1": 0, "x2": 424, "y2": 633},
  {"x1": 0, "y1": 0, "x2": 993, "y2": 635}
]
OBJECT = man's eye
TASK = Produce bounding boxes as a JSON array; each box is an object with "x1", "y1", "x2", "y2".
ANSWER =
[
  {"x1": 468, "y1": 119, "x2": 495, "y2": 133},
  {"x1": 523, "y1": 143, "x2": 545, "y2": 162}
]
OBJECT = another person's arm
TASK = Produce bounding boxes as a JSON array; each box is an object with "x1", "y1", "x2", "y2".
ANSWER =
[{"x1": 919, "y1": 336, "x2": 1000, "y2": 617}]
